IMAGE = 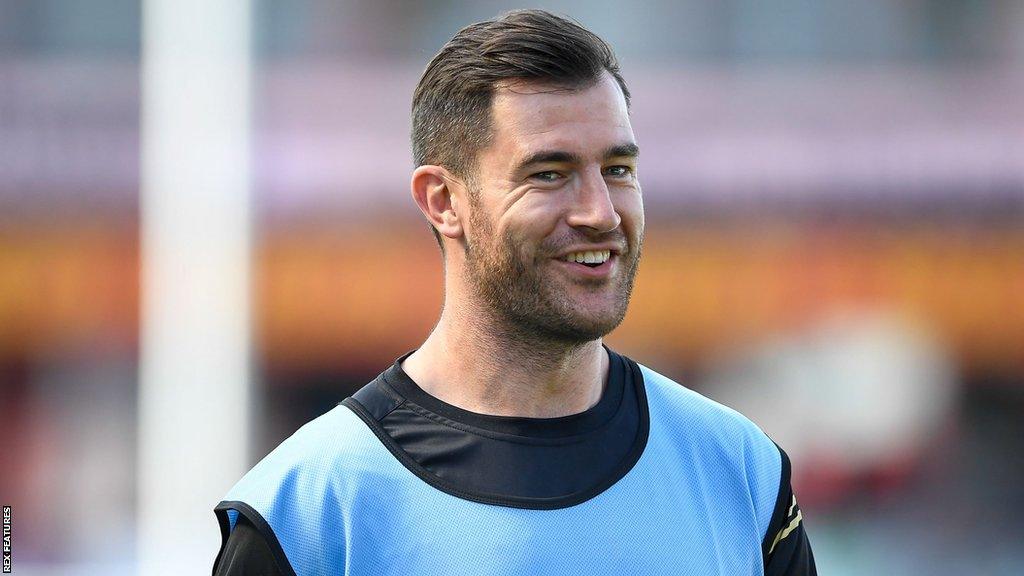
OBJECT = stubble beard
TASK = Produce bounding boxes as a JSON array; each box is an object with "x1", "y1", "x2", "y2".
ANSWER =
[{"x1": 462, "y1": 203, "x2": 642, "y2": 347}]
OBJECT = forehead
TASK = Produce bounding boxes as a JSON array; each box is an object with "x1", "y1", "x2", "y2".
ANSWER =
[{"x1": 486, "y1": 73, "x2": 634, "y2": 164}]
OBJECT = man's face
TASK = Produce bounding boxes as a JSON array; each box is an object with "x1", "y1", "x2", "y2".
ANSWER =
[{"x1": 460, "y1": 72, "x2": 644, "y2": 344}]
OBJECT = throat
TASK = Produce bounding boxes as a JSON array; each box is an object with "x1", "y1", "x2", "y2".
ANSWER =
[{"x1": 407, "y1": 326, "x2": 609, "y2": 418}]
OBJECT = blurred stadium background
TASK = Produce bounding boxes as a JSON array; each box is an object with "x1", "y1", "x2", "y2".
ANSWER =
[{"x1": 1, "y1": 0, "x2": 1023, "y2": 574}]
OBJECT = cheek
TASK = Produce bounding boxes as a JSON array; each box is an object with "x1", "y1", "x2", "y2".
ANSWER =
[
  {"x1": 615, "y1": 193, "x2": 644, "y2": 232},
  {"x1": 501, "y1": 199, "x2": 564, "y2": 242}
]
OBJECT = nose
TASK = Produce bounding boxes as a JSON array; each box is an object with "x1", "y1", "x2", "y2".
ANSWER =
[{"x1": 566, "y1": 170, "x2": 621, "y2": 233}]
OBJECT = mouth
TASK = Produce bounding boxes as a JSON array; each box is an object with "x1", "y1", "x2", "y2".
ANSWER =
[
  {"x1": 553, "y1": 249, "x2": 618, "y2": 279},
  {"x1": 560, "y1": 249, "x2": 613, "y2": 267}
]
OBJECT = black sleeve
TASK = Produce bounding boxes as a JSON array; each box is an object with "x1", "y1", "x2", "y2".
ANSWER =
[
  {"x1": 213, "y1": 514, "x2": 288, "y2": 576},
  {"x1": 762, "y1": 446, "x2": 817, "y2": 576}
]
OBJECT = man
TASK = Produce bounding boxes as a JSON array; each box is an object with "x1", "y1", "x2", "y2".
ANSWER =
[{"x1": 213, "y1": 10, "x2": 815, "y2": 575}]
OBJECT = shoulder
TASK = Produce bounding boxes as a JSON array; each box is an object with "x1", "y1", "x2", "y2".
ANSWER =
[
  {"x1": 214, "y1": 404, "x2": 397, "y2": 576},
  {"x1": 636, "y1": 361, "x2": 784, "y2": 536},
  {"x1": 222, "y1": 404, "x2": 392, "y2": 508},
  {"x1": 638, "y1": 361, "x2": 778, "y2": 450}
]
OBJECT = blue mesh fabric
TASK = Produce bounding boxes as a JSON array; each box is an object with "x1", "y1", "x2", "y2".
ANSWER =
[{"x1": 221, "y1": 363, "x2": 782, "y2": 575}]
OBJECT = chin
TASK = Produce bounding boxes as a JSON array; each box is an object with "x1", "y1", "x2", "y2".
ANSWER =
[{"x1": 538, "y1": 307, "x2": 628, "y2": 343}]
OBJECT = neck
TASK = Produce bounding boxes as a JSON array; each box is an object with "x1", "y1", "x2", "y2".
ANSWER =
[{"x1": 402, "y1": 298, "x2": 609, "y2": 418}]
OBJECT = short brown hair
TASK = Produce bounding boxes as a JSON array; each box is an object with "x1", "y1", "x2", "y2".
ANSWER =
[{"x1": 411, "y1": 9, "x2": 631, "y2": 248}]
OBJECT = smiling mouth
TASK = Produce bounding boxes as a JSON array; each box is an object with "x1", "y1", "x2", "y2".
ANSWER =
[
  {"x1": 560, "y1": 249, "x2": 612, "y2": 267},
  {"x1": 553, "y1": 253, "x2": 618, "y2": 280}
]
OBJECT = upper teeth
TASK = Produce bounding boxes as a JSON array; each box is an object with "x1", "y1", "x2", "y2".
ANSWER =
[{"x1": 564, "y1": 250, "x2": 611, "y2": 264}]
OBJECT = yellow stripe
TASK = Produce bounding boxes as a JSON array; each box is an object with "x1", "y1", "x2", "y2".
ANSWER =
[
  {"x1": 785, "y1": 495, "x2": 796, "y2": 518},
  {"x1": 768, "y1": 511, "x2": 803, "y2": 555},
  {"x1": 768, "y1": 496, "x2": 802, "y2": 555}
]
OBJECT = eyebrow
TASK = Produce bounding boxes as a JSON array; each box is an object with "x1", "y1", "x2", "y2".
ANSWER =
[
  {"x1": 513, "y1": 142, "x2": 640, "y2": 175},
  {"x1": 605, "y1": 142, "x2": 640, "y2": 159}
]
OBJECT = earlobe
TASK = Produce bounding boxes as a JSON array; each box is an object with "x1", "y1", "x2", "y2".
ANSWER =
[{"x1": 411, "y1": 165, "x2": 464, "y2": 240}]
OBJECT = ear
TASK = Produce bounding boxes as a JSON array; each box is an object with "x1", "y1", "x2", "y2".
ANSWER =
[{"x1": 411, "y1": 165, "x2": 465, "y2": 241}]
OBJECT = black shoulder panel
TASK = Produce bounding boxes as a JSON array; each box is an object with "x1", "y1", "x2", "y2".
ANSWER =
[
  {"x1": 213, "y1": 501, "x2": 297, "y2": 576},
  {"x1": 351, "y1": 377, "x2": 403, "y2": 421},
  {"x1": 761, "y1": 445, "x2": 817, "y2": 575}
]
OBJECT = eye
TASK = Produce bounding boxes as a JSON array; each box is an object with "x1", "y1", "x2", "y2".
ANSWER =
[
  {"x1": 604, "y1": 165, "x2": 634, "y2": 178},
  {"x1": 531, "y1": 170, "x2": 563, "y2": 183}
]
